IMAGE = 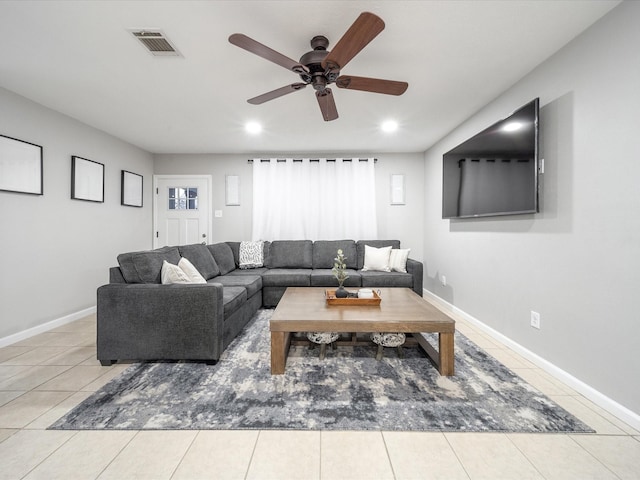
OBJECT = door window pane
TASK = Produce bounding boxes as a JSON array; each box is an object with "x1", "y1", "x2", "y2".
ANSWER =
[{"x1": 168, "y1": 187, "x2": 198, "y2": 210}]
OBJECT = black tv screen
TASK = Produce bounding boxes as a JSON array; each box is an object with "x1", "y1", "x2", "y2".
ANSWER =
[{"x1": 442, "y1": 98, "x2": 539, "y2": 219}]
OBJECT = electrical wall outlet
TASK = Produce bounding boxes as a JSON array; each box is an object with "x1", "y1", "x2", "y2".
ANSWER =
[
  {"x1": 441, "y1": 275, "x2": 446, "y2": 286},
  {"x1": 530, "y1": 311, "x2": 541, "y2": 329}
]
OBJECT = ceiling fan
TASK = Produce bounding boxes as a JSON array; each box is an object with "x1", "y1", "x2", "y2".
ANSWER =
[{"x1": 228, "y1": 12, "x2": 408, "y2": 121}]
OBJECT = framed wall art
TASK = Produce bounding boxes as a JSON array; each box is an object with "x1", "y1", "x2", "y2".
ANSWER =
[
  {"x1": 390, "y1": 173, "x2": 405, "y2": 205},
  {"x1": 121, "y1": 170, "x2": 143, "y2": 207},
  {"x1": 71, "y1": 155, "x2": 104, "y2": 203},
  {"x1": 0, "y1": 133, "x2": 43, "y2": 195},
  {"x1": 225, "y1": 174, "x2": 240, "y2": 206}
]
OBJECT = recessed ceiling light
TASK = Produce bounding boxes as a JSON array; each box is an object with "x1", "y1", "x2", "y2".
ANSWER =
[
  {"x1": 245, "y1": 121, "x2": 262, "y2": 134},
  {"x1": 381, "y1": 120, "x2": 398, "y2": 133}
]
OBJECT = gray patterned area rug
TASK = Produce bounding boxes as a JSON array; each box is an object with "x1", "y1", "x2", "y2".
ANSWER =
[{"x1": 50, "y1": 309, "x2": 593, "y2": 432}]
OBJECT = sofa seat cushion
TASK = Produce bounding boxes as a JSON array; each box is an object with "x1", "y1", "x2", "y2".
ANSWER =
[
  {"x1": 225, "y1": 267, "x2": 269, "y2": 276},
  {"x1": 359, "y1": 271, "x2": 413, "y2": 289},
  {"x1": 310, "y1": 269, "x2": 361, "y2": 287},
  {"x1": 208, "y1": 274, "x2": 262, "y2": 298},
  {"x1": 262, "y1": 269, "x2": 312, "y2": 287},
  {"x1": 117, "y1": 246, "x2": 181, "y2": 284},
  {"x1": 219, "y1": 285, "x2": 247, "y2": 317},
  {"x1": 178, "y1": 244, "x2": 220, "y2": 280},
  {"x1": 312, "y1": 240, "x2": 357, "y2": 269}
]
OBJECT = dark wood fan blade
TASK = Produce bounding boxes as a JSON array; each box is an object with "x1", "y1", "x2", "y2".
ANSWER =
[
  {"x1": 229, "y1": 33, "x2": 309, "y2": 74},
  {"x1": 248, "y1": 83, "x2": 307, "y2": 105},
  {"x1": 336, "y1": 75, "x2": 408, "y2": 95},
  {"x1": 316, "y1": 88, "x2": 339, "y2": 121},
  {"x1": 321, "y1": 12, "x2": 385, "y2": 71}
]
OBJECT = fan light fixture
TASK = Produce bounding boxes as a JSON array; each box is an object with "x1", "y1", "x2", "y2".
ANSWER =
[
  {"x1": 381, "y1": 120, "x2": 398, "y2": 133},
  {"x1": 245, "y1": 122, "x2": 262, "y2": 134}
]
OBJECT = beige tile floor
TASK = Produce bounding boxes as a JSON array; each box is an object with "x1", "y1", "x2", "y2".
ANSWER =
[{"x1": 0, "y1": 311, "x2": 639, "y2": 479}]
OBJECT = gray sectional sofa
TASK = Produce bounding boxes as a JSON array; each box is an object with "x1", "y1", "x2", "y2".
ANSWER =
[{"x1": 97, "y1": 239, "x2": 423, "y2": 366}]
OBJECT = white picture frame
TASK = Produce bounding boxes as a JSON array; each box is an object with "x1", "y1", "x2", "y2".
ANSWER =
[
  {"x1": 225, "y1": 174, "x2": 240, "y2": 206},
  {"x1": 390, "y1": 174, "x2": 405, "y2": 205},
  {"x1": 0, "y1": 134, "x2": 43, "y2": 195},
  {"x1": 121, "y1": 170, "x2": 143, "y2": 207},
  {"x1": 71, "y1": 155, "x2": 104, "y2": 203}
]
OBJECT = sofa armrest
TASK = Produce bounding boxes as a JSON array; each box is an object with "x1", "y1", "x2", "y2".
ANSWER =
[
  {"x1": 406, "y1": 258, "x2": 424, "y2": 297},
  {"x1": 97, "y1": 282, "x2": 225, "y2": 363}
]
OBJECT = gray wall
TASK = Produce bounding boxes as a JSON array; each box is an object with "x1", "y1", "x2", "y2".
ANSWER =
[
  {"x1": 423, "y1": 2, "x2": 640, "y2": 415},
  {"x1": 0, "y1": 87, "x2": 154, "y2": 340},
  {"x1": 154, "y1": 152, "x2": 425, "y2": 260}
]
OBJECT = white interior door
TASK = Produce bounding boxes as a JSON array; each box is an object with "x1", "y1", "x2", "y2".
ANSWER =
[{"x1": 153, "y1": 175, "x2": 212, "y2": 248}]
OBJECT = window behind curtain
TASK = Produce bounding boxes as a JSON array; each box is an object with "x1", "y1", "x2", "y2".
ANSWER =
[{"x1": 252, "y1": 158, "x2": 377, "y2": 240}]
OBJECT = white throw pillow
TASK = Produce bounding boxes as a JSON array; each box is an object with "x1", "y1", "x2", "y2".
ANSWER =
[
  {"x1": 178, "y1": 257, "x2": 207, "y2": 283},
  {"x1": 362, "y1": 245, "x2": 392, "y2": 272},
  {"x1": 161, "y1": 260, "x2": 192, "y2": 284},
  {"x1": 389, "y1": 248, "x2": 411, "y2": 273}
]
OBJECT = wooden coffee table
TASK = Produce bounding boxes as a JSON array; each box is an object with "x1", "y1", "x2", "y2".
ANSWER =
[{"x1": 269, "y1": 287, "x2": 455, "y2": 375}]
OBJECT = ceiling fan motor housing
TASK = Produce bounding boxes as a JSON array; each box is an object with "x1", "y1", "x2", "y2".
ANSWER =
[{"x1": 299, "y1": 35, "x2": 339, "y2": 89}]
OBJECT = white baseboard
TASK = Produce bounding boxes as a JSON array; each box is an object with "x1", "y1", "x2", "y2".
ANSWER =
[
  {"x1": 423, "y1": 289, "x2": 640, "y2": 432},
  {"x1": 0, "y1": 306, "x2": 96, "y2": 348}
]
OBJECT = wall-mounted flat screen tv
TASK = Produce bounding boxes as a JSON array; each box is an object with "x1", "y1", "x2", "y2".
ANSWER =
[{"x1": 442, "y1": 98, "x2": 539, "y2": 219}]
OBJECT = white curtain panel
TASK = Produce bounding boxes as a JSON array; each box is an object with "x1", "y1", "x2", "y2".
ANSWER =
[{"x1": 252, "y1": 158, "x2": 377, "y2": 241}]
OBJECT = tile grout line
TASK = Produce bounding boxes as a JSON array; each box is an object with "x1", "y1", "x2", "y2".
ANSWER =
[
  {"x1": 244, "y1": 429, "x2": 262, "y2": 480},
  {"x1": 319, "y1": 429, "x2": 322, "y2": 480},
  {"x1": 95, "y1": 429, "x2": 140, "y2": 479},
  {"x1": 169, "y1": 430, "x2": 200, "y2": 479},
  {"x1": 504, "y1": 432, "x2": 549, "y2": 480},
  {"x1": 567, "y1": 434, "x2": 625, "y2": 480},
  {"x1": 379, "y1": 430, "x2": 397, "y2": 480},
  {"x1": 442, "y1": 432, "x2": 472, "y2": 480},
  {"x1": 18, "y1": 430, "x2": 80, "y2": 479}
]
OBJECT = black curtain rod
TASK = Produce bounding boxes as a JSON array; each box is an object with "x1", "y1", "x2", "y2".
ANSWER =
[{"x1": 247, "y1": 158, "x2": 377, "y2": 163}]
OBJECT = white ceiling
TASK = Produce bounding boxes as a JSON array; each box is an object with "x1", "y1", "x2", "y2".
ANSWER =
[{"x1": 0, "y1": 1, "x2": 619, "y2": 155}]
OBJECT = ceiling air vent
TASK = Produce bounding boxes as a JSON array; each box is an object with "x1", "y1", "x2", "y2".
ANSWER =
[{"x1": 130, "y1": 29, "x2": 182, "y2": 57}]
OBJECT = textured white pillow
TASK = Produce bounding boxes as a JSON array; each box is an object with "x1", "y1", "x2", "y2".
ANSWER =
[
  {"x1": 389, "y1": 248, "x2": 411, "y2": 273},
  {"x1": 362, "y1": 245, "x2": 392, "y2": 272},
  {"x1": 239, "y1": 240, "x2": 264, "y2": 269},
  {"x1": 161, "y1": 260, "x2": 191, "y2": 284},
  {"x1": 178, "y1": 257, "x2": 207, "y2": 283}
]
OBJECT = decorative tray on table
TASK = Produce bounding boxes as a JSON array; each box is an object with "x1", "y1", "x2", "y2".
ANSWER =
[{"x1": 324, "y1": 289, "x2": 381, "y2": 306}]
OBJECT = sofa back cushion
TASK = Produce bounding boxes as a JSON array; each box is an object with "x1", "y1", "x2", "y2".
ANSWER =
[
  {"x1": 207, "y1": 242, "x2": 236, "y2": 275},
  {"x1": 312, "y1": 240, "x2": 357, "y2": 269},
  {"x1": 356, "y1": 240, "x2": 401, "y2": 270},
  {"x1": 178, "y1": 243, "x2": 220, "y2": 280},
  {"x1": 267, "y1": 240, "x2": 313, "y2": 268},
  {"x1": 117, "y1": 246, "x2": 181, "y2": 284}
]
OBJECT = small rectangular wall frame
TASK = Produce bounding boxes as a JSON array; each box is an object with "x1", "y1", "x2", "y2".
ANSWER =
[
  {"x1": 225, "y1": 174, "x2": 240, "y2": 205},
  {"x1": 71, "y1": 155, "x2": 104, "y2": 203},
  {"x1": 390, "y1": 174, "x2": 405, "y2": 205},
  {"x1": 0, "y1": 134, "x2": 43, "y2": 195},
  {"x1": 121, "y1": 170, "x2": 143, "y2": 207}
]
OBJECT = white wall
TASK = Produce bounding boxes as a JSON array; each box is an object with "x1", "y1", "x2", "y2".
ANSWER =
[
  {"x1": 423, "y1": 2, "x2": 640, "y2": 416},
  {"x1": 0, "y1": 87, "x2": 154, "y2": 340},
  {"x1": 154, "y1": 152, "x2": 425, "y2": 260}
]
